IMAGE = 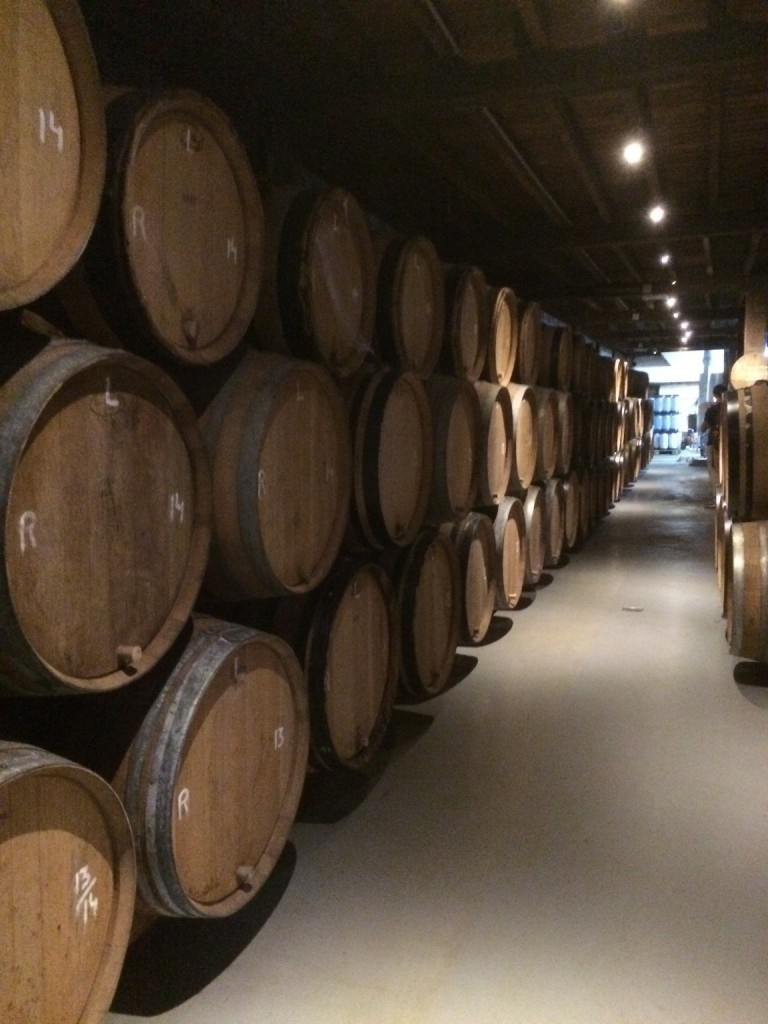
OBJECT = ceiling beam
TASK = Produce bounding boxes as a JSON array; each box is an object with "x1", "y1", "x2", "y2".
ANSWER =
[
  {"x1": 539, "y1": 271, "x2": 767, "y2": 303},
  {"x1": 502, "y1": 210, "x2": 764, "y2": 254},
  {"x1": 479, "y1": 107, "x2": 573, "y2": 226},
  {"x1": 363, "y1": 23, "x2": 768, "y2": 115}
]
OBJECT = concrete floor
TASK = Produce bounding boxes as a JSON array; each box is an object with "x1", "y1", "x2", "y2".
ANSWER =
[{"x1": 106, "y1": 454, "x2": 768, "y2": 1024}]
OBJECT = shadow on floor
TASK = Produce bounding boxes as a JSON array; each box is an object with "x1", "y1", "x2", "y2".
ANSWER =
[
  {"x1": 111, "y1": 841, "x2": 297, "y2": 1017},
  {"x1": 734, "y1": 661, "x2": 768, "y2": 707},
  {"x1": 466, "y1": 614, "x2": 514, "y2": 648}
]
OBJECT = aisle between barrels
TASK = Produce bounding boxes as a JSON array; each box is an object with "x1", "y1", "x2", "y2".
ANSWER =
[{"x1": 106, "y1": 454, "x2": 768, "y2": 1024}]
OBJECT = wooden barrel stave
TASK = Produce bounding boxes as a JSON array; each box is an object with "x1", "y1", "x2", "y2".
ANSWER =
[
  {"x1": 0, "y1": 338, "x2": 211, "y2": 694},
  {"x1": 119, "y1": 616, "x2": 309, "y2": 918},
  {"x1": 444, "y1": 512, "x2": 497, "y2": 645},
  {"x1": 474, "y1": 380, "x2": 513, "y2": 506},
  {"x1": 59, "y1": 87, "x2": 264, "y2": 365},
  {"x1": 384, "y1": 529, "x2": 461, "y2": 700},
  {"x1": 0, "y1": 0, "x2": 106, "y2": 310},
  {"x1": 345, "y1": 367, "x2": 432, "y2": 550},
  {"x1": 374, "y1": 234, "x2": 444, "y2": 377},
  {"x1": 200, "y1": 350, "x2": 351, "y2": 600},
  {"x1": 271, "y1": 559, "x2": 398, "y2": 772}
]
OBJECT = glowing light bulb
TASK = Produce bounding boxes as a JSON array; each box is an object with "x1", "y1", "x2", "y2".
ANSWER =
[
  {"x1": 648, "y1": 204, "x2": 666, "y2": 223},
  {"x1": 660, "y1": 253, "x2": 671, "y2": 265},
  {"x1": 623, "y1": 140, "x2": 645, "y2": 165},
  {"x1": 665, "y1": 296, "x2": 677, "y2": 309}
]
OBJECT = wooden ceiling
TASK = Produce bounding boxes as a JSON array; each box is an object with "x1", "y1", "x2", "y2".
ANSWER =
[{"x1": 79, "y1": 0, "x2": 768, "y2": 360}]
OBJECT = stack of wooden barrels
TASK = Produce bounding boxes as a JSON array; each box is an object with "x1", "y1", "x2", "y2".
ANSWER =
[
  {"x1": 0, "y1": 3, "x2": 651, "y2": 1021},
  {"x1": 718, "y1": 381, "x2": 768, "y2": 662}
]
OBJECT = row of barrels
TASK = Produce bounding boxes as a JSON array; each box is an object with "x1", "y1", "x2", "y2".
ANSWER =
[
  {"x1": 1, "y1": 1, "x2": 647, "y2": 413},
  {"x1": 716, "y1": 381, "x2": 768, "y2": 662},
  {"x1": 0, "y1": 330, "x2": 652, "y2": 698},
  {"x1": 0, "y1": 440, "x2": 635, "y2": 1024}
]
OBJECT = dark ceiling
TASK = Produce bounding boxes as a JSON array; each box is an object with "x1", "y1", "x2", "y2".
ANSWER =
[{"x1": 79, "y1": 0, "x2": 768, "y2": 361}]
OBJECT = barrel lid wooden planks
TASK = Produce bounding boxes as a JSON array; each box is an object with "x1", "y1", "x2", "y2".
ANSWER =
[
  {"x1": 0, "y1": 0, "x2": 106, "y2": 310},
  {"x1": 62, "y1": 88, "x2": 264, "y2": 365}
]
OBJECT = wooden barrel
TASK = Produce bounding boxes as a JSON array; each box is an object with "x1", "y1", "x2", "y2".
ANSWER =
[
  {"x1": 505, "y1": 383, "x2": 539, "y2": 492},
  {"x1": 483, "y1": 285, "x2": 517, "y2": 386},
  {"x1": 374, "y1": 234, "x2": 444, "y2": 377},
  {"x1": 255, "y1": 185, "x2": 375, "y2": 377},
  {"x1": 385, "y1": 529, "x2": 461, "y2": 700},
  {"x1": 725, "y1": 521, "x2": 768, "y2": 662},
  {"x1": 513, "y1": 301, "x2": 541, "y2": 385},
  {"x1": 723, "y1": 382, "x2": 768, "y2": 520},
  {"x1": 441, "y1": 264, "x2": 487, "y2": 381},
  {"x1": 548, "y1": 324, "x2": 574, "y2": 392},
  {"x1": 345, "y1": 367, "x2": 432, "y2": 550},
  {"x1": 487, "y1": 495, "x2": 527, "y2": 610},
  {"x1": 423, "y1": 375, "x2": 481, "y2": 522},
  {"x1": 561, "y1": 468, "x2": 581, "y2": 551},
  {"x1": 443, "y1": 513, "x2": 497, "y2": 645},
  {"x1": 200, "y1": 350, "x2": 351, "y2": 600},
  {"x1": 543, "y1": 477, "x2": 565, "y2": 568},
  {"x1": 531, "y1": 385, "x2": 558, "y2": 484},
  {"x1": 59, "y1": 88, "x2": 264, "y2": 365},
  {"x1": 0, "y1": 338, "x2": 211, "y2": 695},
  {"x1": 554, "y1": 389, "x2": 574, "y2": 476},
  {"x1": 271, "y1": 560, "x2": 398, "y2": 772},
  {"x1": 571, "y1": 334, "x2": 596, "y2": 396},
  {"x1": 474, "y1": 381, "x2": 513, "y2": 506},
  {"x1": 577, "y1": 467, "x2": 593, "y2": 541},
  {"x1": 118, "y1": 617, "x2": 308, "y2": 917},
  {"x1": 522, "y1": 485, "x2": 545, "y2": 587},
  {"x1": 0, "y1": 0, "x2": 105, "y2": 310},
  {"x1": 0, "y1": 741, "x2": 135, "y2": 1024}
]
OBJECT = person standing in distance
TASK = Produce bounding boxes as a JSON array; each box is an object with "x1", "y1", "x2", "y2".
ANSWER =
[{"x1": 700, "y1": 383, "x2": 727, "y2": 508}]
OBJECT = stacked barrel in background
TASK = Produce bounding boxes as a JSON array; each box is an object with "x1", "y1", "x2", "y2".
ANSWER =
[
  {"x1": 718, "y1": 381, "x2": 768, "y2": 663},
  {"x1": 0, "y1": 3, "x2": 654, "y2": 1022}
]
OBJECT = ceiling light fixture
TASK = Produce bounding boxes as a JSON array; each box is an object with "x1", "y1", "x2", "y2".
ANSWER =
[
  {"x1": 665, "y1": 296, "x2": 677, "y2": 308},
  {"x1": 648, "y1": 204, "x2": 666, "y2": 224},
  {"x1": 659, "y1": 252, "x2": 671, "y2": 265},
  {"x1": 673, "y1": 311, "x2": 680, "y2": 319},
  {"x1": 623, "y1": 140, "x2": 645, "y2": 165},
  {"x1": 681, "y1": 320, "x2": 690, "y2": 329}
]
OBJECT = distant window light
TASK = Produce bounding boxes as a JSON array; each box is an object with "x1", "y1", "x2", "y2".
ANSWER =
[{"x1": 623, "y1": 140, "x2": 645, "y2": 165}]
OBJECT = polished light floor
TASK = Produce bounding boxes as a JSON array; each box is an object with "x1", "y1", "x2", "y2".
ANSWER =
[{"x1": 107, "y1": 455, "x2": 768, "y2": 1024}]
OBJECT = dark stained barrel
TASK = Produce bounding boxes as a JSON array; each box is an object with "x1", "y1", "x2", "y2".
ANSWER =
[
  {"x1": 444, "y1": 512, "x2": 497, "y2": 645},
  {"x1": 271, "y1": 560, "x2": 398, "y2": 772},
  {"x1": 255, "y1": 185, "x2": 376, "y2": 377},
  {"x1": 506, "y1": 383, "x2": 539, "y2": 492},
  {"x1": 487, "y1": 495, "x2": 527, "y2": 610},
  {"x1": 474, "y1": 381, "x2": 514, "y2": 506},
  {"x1": 441, "y1": 264, "x2": 488, "y2": 381},
  {"x1": 423, "y1": 375, "x2": 482, "y2": 522},
  {"x1": 345, "y1": 367, "x2": 432, "y2": 550},
  {"x1": 723, "y1": 382, "x2": 768, "y2": 520},
  {"x1": 374, "y1": 234, "x2": 444, "y2": 377},
  {"x1": 483, "y1": 285, "x2": 518, "y2": 386},
  {"x1": 384, "y1": 529, "x2": 461, "y2": 700},
  {"x1": 522, "y1": 484, "x2": 545, "y2": 587}
]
